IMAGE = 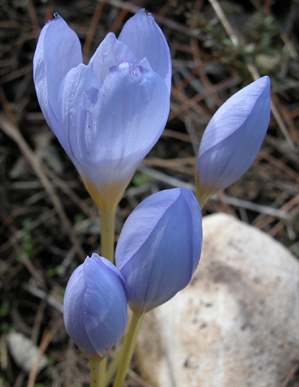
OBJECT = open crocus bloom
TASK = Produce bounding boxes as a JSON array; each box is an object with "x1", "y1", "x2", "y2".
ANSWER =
[
  {"x1": 195, "y1": 76, "x2": 271, "y2": 207},
  {"x1": 63, "y1": 254, "x2": 129, "y2": 358},
  {"x1": 115, "y1": 188, "x2": 202, "y2": 313},
  {"x1": 33, "y1": 10, "x2": 171, "y2": 212}
]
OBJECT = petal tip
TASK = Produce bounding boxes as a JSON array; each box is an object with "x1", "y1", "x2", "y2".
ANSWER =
[{"x1": 253, "y1": 75, "x2": 271, "y2": 96}]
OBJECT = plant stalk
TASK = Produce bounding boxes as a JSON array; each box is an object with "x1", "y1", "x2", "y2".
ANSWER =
[
  {"x1": 99, "y1": 206, "x2": 116, "y2": 263},
  {"x1": 105, "y1": 346, "x2": 123, "y2": 386},
  {"x1": 112, "y1": 311, "x2": 145, "y2": 387},
  {"x1": 90, "y1": 354, "x2": 104, "y2": 387}
]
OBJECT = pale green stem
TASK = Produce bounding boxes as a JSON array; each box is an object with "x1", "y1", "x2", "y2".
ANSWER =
[
  {"x1": 94, "y1": 206, "x2": 116, "y2": 385},
  {"x1": 90, "y1": 354, "x2": 104, "y2": 387},
  {"x1": 112, "y1": 311, "x2": 145, "y2": 387},
  {"x1": 99, "y1": 206, "x2": 116, "y2": 263},
  {"x1": 104, "y1": 346, "x2": 124, "y2": 387},
  {"x1": 100, "y1": 358, "x2": 108, "y2": 386}
]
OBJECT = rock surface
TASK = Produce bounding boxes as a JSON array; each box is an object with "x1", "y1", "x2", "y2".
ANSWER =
[
  {"x1": 136, "y1": 213, "x2": 299, "y2": 387},
  {"x1": 7, "y1": 332, "x2": 48, "y2": 374}
]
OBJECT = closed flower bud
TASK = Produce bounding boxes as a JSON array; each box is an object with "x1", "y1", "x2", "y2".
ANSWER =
[
  {"x1": 115, "y1": 188, "x2": 202, "y2": 313},
  {"x1": 33, "y1": 10, "x2": 171, "y2": 211},
  {"x1": 195, "y1": 76, "x2": 271, "y2": 206},
  {"x1": 63, "y1": 254, "x2": 129, "y2": 358}
]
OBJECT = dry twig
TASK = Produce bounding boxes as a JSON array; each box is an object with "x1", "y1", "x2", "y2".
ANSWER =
[{"x1": 0, "y1": 114, "x2": 85, "y2": 259}]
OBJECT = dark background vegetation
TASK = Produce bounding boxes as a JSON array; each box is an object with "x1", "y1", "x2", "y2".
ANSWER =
[{"x1": 1, "y1": 0, "x2": 299, "y2": 386}]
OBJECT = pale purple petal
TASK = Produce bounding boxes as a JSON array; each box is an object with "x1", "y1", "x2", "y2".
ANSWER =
[
  {"x1": 83, "y1": 256, "x2": 128, "y2": 357},
  {"x1": 63, "y1": 265, "x2": 96, "y2": 356},
  {"x1": 91, "y1": 253, "x2": 130, "y2": 301},
  {"x1": 116, "y1": 189, "x2": 181, "y2": 271},
  {"x1": 88, "y1": 32, "x2": 137, "y2": 83},
  {"x1": 119, "y1": 9, "x2": 172, "y2": 94},
  {"x1": 33, "y1": 14, "x2": 82, "y2": 149}
]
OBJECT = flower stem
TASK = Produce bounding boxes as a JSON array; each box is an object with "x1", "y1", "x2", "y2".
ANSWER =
[
  {"x1": 99, "y1": 206, "x2": 116, "y2": 263},
  {"x1": 100, "y1": 357, "x2": 107, "y2": 386},
  {"x1": 90, "y1": 354, "x2": 104, "y2": 387},
  {"x1": 93, "y1": 206, "x2": 116, "y2": 386},
  {"x1": 105, "y1": 346, "x2": 123, "y2": 386},
  {"x1": 112, "y1": 311, "x2": 145, "y2": 387}
]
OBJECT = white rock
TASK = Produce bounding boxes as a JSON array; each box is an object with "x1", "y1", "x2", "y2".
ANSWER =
[
  {"x1": 136, "y1": 213, "x2": 299, "y2": 387},
  {"x1": 7, "y1": 332, "x2": 48, "y2": 374}
]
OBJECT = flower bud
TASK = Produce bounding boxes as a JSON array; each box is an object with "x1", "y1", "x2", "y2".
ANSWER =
[
  {"x1": 63, "y1": 254, "x2": 129, "y2": 358},
  {"x1": 195, "y1": 76, "x2": 271, "y2": 206},
  {"x1": 115, "y1": 188, "x2": 202, "y2": 313}
]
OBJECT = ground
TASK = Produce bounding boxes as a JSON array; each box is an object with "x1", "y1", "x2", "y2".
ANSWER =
[{"x1": 1, "y1": 0, "x2": 299, "y2": 386}]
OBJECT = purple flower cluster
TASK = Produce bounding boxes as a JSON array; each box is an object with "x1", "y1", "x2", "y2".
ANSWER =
[{"x1": 34, "y1": 9, "x2": 271, "y2": 360}]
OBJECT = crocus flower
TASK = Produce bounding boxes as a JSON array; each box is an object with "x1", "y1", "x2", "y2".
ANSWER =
[
  {"x1": 115, "y1": 188, "x2": 202, "y2": 313},
  {"x1": 63, "y1": 253, "x2": 129, "y2": 358},
  {"x1": 195, "y1": 76, "x2": 271, "y2": 207},
  {"x1": 33, "y1": 10, "x2": 171, "y2": 212}
]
